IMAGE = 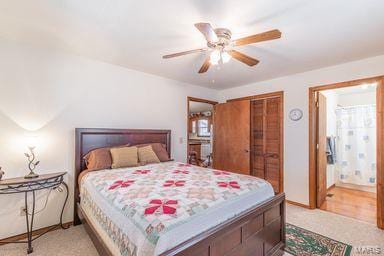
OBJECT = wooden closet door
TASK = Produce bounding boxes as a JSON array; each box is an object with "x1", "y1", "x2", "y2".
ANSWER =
[
  {"x1": 251, "y1": 96, "x2": 283, "y2": 194},
  {"x1": 213, "y1": 100, "x2": 250, "y2": 175},
  {"x1": 265, "y1": 97, "x2": 282, "y2": 193},
  {"x1": 251, "y1": 100, "x2": 265, "y2": 179}
]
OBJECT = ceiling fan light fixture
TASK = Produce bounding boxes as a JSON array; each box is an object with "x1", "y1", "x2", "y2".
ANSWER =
[
  {"x1": 163, "y1": 22, "x2": 281, "y2": 73},
  {"x1": 221, "y1": 51, "x2": 231, "y2": 63},
  {"x1": 209, "y1": 50, "x2": 220, "y2": 65}
]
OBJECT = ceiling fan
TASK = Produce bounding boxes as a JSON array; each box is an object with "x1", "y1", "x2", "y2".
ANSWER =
[{"x1": 163, "y1": 23, "x2": 282, "y2": 74}]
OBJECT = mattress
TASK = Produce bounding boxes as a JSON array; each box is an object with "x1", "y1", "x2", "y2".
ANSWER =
[{"x1": 80, "y1": 161, "x2": 274, "y2": 256}]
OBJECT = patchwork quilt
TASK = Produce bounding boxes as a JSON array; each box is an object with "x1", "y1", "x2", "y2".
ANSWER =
[{"x1": 81, "y1": 162, "x2": 273, "y2": 256}]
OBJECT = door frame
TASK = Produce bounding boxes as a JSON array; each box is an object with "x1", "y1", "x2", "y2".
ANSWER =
[
  {"x1": 228, "y1": 91, "x2": 284, "y2": 193},
  {"x1": 308, "y1": 75, "x2": 384, "y2": 229},
  {"x1": 315, "y1": 93, "x2": 328, "y2": 207},
  {"x1": 186, "y1": 97, "x2": 218, "y2": 163}
]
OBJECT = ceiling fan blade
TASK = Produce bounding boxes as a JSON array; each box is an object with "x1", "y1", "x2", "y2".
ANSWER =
[
  {"x1": 198, "y1": 57, "x2": 211, "y2": 73},
  {"x1": 194, "y1": 23, "x2": 218, "y2": 43},
  {"x1": 228, "y1": 50, "x2": 259, "y2": 66},
  {"x1": 163, "y1": 48, "x2": 206, "y2": 59},
  {"x1": 234, "y1": 29, "x2": 281, "y2": 46}
]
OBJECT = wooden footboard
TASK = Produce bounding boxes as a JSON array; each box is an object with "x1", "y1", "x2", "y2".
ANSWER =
[
  {"x1": 162, "y1": 193, "x2": 285, "y2": 256},
  {"x1": 78, "y1": 193, "x2": 285, "y2": 256}
]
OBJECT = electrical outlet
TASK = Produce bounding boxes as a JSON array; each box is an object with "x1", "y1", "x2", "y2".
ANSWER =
[{"x1": 20, "y1": 207, "x2": 26, "y2": 216}]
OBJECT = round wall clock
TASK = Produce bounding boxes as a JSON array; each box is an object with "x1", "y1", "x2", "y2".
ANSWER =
[{"x1": 289, "y1": 108, "x2": 303, "y2": 121}]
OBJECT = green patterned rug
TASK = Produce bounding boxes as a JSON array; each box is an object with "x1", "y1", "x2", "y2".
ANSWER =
[{"x1": 285, "y1": 223, "x2": 352, "y2": 256}]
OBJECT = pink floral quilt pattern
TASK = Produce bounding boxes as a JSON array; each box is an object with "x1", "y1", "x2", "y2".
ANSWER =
[{"x1": 81, "y1": 162, "x2": 269, "y2": 254}]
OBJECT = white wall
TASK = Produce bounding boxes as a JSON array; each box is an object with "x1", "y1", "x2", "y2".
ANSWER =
[
  {"x1": 0, "y1": 39, "x2": 219, "y2": 239},
  {"x1": 219, "y1": 54, "x2": 384, "y2": 205}
]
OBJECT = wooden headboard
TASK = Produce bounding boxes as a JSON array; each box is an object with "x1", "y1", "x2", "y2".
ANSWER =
[{"x1": 74, "y1": 128, "x2": 171, "y2": 225}]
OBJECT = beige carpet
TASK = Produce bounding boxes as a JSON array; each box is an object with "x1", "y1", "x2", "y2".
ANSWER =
[
  {"x1": 1, "y1": 204, "x2": 383, "y2": 255},
  {"x1": 0, "y1": 225, "x2": 98, "y2": 256},
  {"x1": 287, "y1": 204, "x2": 384, "y2": 250}
]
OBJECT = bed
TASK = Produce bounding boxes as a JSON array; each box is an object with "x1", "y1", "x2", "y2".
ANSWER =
[{"x1": 74, "y1": 128, "x2": 285, "y2": 256}]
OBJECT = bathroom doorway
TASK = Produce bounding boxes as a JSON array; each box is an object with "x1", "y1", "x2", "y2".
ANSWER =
[{"x1": 309, "y1": 76, "x2": 384, "y2": 229}]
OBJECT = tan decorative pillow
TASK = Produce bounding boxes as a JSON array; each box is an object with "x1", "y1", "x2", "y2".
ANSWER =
[
  {"x1": 138, "y1": 145, "x2": 160, "y2": 165},
  {"x1": 110, "y1": 146, "x2": 139, "y2": 169},
  {"x1": 135, "y1": 143, "x2": 170, "y2": 162}
]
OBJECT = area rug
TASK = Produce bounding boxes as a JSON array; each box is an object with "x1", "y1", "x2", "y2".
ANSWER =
[{"x1": 285, "y1": 223, "x2": 352, "y2": 256}]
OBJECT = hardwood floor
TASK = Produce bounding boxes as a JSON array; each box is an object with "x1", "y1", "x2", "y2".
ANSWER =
[{"x1": 320, "y1": 186, "x2": 377, "y2": 224}]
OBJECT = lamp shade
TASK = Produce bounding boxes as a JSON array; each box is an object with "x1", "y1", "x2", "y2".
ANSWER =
[{"x1": 25, "y1": 135, "x2": 38, "y2": 148}]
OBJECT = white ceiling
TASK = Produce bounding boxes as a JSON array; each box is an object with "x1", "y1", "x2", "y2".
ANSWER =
[
  {"x1": 326, "y1": 82, "x2": 377, "y2": 95},
  {"x1": 1, "y1": 0, "x2": 384, "y2": 89}
]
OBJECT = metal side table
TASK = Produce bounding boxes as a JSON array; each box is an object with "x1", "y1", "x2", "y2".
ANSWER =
[{"x1": 0, "y1": 172, "x2": 69, "y2": 254}]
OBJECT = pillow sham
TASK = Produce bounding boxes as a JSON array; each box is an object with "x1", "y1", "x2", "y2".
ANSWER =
[
  {"x1": 83, "y1": 144, "x2": 129, "y2": 171},
  {"x1": 135, "y1": 143, "x2": 170, "y2": 162},
  {"x1": 138, "y1": 145, "x2": 160, "y2": 165},
  {"x1": 110, "y1": 146, "x2": 139, "y2": 169}
]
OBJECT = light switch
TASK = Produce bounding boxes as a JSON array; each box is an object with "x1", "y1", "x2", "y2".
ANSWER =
[{"x1": 179, "y1": 137, "x2": 183, "y2": 144}]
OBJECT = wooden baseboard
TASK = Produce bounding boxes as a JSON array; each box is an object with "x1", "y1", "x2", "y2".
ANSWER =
[
  {"x1": 0, "y1": 222, "x2": 72, "y2": 245},
  {"x1": 286, "y1": 200, "x2": 311, "y2": 209}
]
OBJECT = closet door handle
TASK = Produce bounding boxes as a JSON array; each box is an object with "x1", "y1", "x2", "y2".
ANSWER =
[{"x1": 265, "y1": 153, "x2": 279, "y2": 159}]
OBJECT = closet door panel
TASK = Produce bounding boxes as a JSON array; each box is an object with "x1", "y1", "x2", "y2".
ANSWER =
[
  {"x1": 253, "y1": 156, "x2": 265, "y2": 178},
  {"x1": 251, "y1": 95, "x2": 283, "y2": 194},
  {"x1": 265, "y1": 97, "x2": 281, "y2": 193},
  {"x1": 265, "y1": 98, "x2": 280, "y2": 155},
  {"x1": 265, "y1": 157, "x2": 280, "y2": 192},
  {"x1": 213, "y1": 100, "x2": 250, "y2": 175},
  {"x1": 251, "y1": 100, "x2": 265, "y2": 178}
]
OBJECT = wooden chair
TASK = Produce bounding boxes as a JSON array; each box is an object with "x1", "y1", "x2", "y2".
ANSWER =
[{"x1": 188, "y1": 151, "x2": 198, "y2": 165}]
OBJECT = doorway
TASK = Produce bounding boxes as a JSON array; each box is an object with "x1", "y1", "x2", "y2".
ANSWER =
[
  {"x1": 187, "y1": 97, "x2": 218, "y2": 167},
  {"x1": 309, "y1": 76, "x2": 384, "y2": 229}
]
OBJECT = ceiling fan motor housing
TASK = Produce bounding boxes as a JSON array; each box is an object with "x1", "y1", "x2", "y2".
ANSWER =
[{"x1": 208, "y1": 28, "x2": 232, "y2": 50}]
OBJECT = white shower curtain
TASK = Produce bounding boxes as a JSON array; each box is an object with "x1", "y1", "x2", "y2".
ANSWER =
[{"x1": 336, "y1": 104, "x2": 376, "y2": 186}]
